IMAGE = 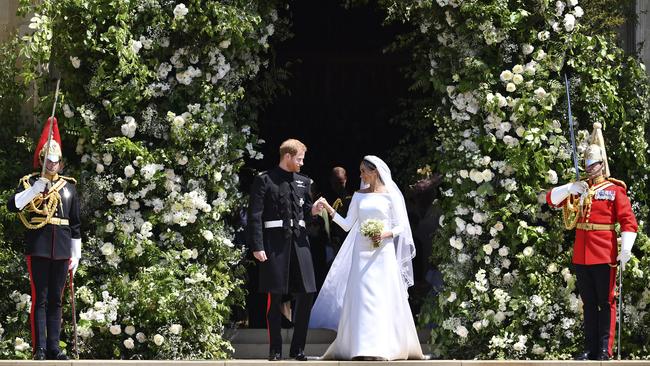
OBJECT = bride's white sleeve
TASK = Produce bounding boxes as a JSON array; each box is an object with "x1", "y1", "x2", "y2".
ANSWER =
[
  {"x1": 390, "y1": 200, "x2": 404, "y2": 237},
  {"x1": 332, "y1": 193, "x2": 359, "y2": 232}
]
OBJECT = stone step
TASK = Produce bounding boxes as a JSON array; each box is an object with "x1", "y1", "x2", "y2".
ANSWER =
[
  {"x1": 225, "y1": 329, "x2": 432, "y2": 344},
  {"x1": 1, "y1": 359, "x2": 648, "y2": 365}
]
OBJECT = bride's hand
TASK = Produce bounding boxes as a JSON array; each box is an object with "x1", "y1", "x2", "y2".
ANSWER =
[
  {"x1": 371, "y1": 231, "x2": 393, "y2": 242},
  {"x1": 312, "y1": 197, "x2": 327, "y2": 215}
]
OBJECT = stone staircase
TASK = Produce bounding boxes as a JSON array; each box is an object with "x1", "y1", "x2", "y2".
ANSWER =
[{"x1": 225, "y1": 328, "x2": 433, "y2": 359}]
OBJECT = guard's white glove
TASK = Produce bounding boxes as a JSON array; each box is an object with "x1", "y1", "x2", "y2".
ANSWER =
[
  {"x1": 14, "y1": 177, "x2": 49, "y2": 210},
  {"x1": 549, "y1": 181, "x2": 588, "y2": 206},
  {"x1": 617, "y1": 232, "x2": 636, "y2": 271},
  {"x1": 69, "y1": 238, "x2": 82, "y2": 275}
]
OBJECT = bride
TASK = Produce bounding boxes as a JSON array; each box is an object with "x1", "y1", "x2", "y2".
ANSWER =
[{"x1": 310, "y1": 155, "x2": 424, "y2": 360}]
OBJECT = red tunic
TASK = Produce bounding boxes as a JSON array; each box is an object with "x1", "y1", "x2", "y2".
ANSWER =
[{"x1": 546, "y1": 179, "x2": 638, "y2": 265}]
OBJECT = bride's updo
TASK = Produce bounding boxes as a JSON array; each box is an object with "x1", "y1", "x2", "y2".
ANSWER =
[{"x1": 361, "y1": 159, "x2": 384, "y2": 184}]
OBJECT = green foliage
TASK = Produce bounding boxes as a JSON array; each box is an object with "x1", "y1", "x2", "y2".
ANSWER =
[
  {"x1": 1, "y1": 0, "x2": 288, "y2": 359},
  {"x1": 377, "y1": 0, "x2": 650, "y2": 359}
]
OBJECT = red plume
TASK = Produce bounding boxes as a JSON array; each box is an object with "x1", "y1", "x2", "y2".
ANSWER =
[{"x1": 33, "y1": 117, "x2": 62, "y2": 169}]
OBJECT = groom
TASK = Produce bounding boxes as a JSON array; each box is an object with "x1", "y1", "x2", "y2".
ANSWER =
[{"x1": 247, "y1": 139, "x2": 320, "y2": 361}]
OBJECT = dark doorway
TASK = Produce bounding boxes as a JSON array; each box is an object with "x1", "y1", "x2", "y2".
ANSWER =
[
  {"x1": 253, "y1": 1, "x2": 411, "y2": 194},
  {"x1": 241, "y1": 1, "x2": 415, "y2": 329}
]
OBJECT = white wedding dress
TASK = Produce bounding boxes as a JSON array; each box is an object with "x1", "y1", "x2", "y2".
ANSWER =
[{"x1": 311, "y1": 191, "x2": 423, "y2": 360}]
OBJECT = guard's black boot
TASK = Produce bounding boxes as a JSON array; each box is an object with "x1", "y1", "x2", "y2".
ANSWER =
[
  {"x1": 33, "y1": 348, "x2": 46, "y2": 360},
  {"x1": 47, "y1": 349, "x2": 69, "y2": 360},
  {"x1": 268, "y1": 351, "x2": 282, "y2": 361},
  {"x1": 595, "y1": 349, "x2": 610, "y2": 361},
  {"x1": 574, "y1": 350, "x2": 593, "y2": 360}
]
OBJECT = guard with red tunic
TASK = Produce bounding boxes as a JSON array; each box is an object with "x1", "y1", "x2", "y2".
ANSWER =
[
  {"x1": 546, "y1": 122, "x2": 638, "y2": 360},
  {"x1": 6, "y1": 117, "x2": 82, "y2": 360}
]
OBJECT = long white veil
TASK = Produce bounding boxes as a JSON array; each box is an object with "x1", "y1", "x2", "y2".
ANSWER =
[{"x1": 309, "y1": 155, "x2": 416, "y2": 331}]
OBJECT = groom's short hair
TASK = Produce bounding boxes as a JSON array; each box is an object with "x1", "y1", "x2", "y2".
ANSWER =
[{"x1": 279, "y1": 139, "x2": 307, "y2": 157}]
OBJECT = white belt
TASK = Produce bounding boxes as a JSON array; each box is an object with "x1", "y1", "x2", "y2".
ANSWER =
[{"x1": 263, "y1": 219, "x2": 306, "y2": 229}]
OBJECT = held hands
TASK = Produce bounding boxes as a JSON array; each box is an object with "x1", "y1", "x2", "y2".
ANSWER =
[{"x1": 313, "y1": 197, "x2": 334, "y2": 216}]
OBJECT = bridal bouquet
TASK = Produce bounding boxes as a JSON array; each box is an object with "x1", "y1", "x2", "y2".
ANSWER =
[{"x1": 360, "y1": 219, "x2": 384, "y2": 248}]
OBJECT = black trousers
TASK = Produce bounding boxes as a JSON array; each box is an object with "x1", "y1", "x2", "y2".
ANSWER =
[
  {"x1": 267, "y1": 246, "x2": 314, "y2": 354},
  {"x1": 573, "y1": 263, "x2": 617, "y2": 356},
  {"x1": 26, "y1": 256, "x2": 69, "y2": 352}
]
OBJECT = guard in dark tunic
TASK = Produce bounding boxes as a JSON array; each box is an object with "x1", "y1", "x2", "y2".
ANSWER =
[
  {"x1": 247, "y1": 139, "x2": 319, "y2": 361},
  {"x1": 6, "y1": 117, "x2": 82, "y2": 360}
]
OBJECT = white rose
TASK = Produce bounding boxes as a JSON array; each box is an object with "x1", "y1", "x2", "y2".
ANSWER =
[
  {"x1": 96, "y1": 164, "x2": 105, "y2": 174},
  {"x1": 177, "y1": 155, "x2": 189, "y2": 165},
  {"x1": 447, "y1": 292, "x2": 457, "y2": 302},
  {"x1": 153, "y1": 334, "x2": 164, "y2": 346},
  {"x1": 516, "y1": 126, "x2": 525, "y2": 137},
  {"x1": 125, "y1": 325, "x2": 136, "y2": 335},
  {"x1": 535, "y1": 50, "x2": 547, "y2": 61},
  {"x1": 70, "y1": 56, "x2": 81, "y2": 69},
  {"x1": 494, "y1": 311, "x2": 506, "y2": 323},
  {"x1": 109, "y1": 324, "x2": 121, "y2": 335},
  {"x1": 537, "y1": 31, "x2": 550, "y2": 41},
  {"x1": 100, "y1": 243, "x2": 115, "y2": 256},
  {"x1": 201, "y1": 230, "x2": 214, "y2": 241},
  {"x1": 523, "y1": 246, "x2": 534, "y2": 256},
  {"x1": 472, "y1": 321, "x2": 483, "y2": 331},
  {"x1": 564, "y1": 13, "x2": 576, "y2": 32},
  {"x1": 169, "y1": 324, "x2": 182, "y2": 335},
  {"x1": 173, "y1": 4, "x2": 189, "y2": 19},
  {"x1": 483, "y1": 244, "x2": 493, "y2": 255},
  {"x1": 219, "y1": 39, "x2": 231, "y2": 49},
  {"x1": 105, "y1": 222, "x2": 115, "y2": 233},
  {"x1": 14, "y1": 337, "x2": 30, "y2": 352},
  {"x1": 131, "y1": 40, "x2": 143, "y2": 55},
  {"x1": 574, "y1": 6, "x2": 584, "y2": 17},
  {"x1": 498, "y1": 246, "x2": 509, "y2": 257},
  {"x1": 499, "y1": 70, "x2": 513, "y2": 81},
  {"x1": 522, "y1": 44, "x2": 534, "y2": 55},
  {"x1": 512, "y1": 74, "x2": 524, "y2": 85},
  {"x1": 569, "y1": 0, "x2": 578, "y2": 6},
  {"x1": 546, "y1": 169, "x2": 558, "y2": 184},
  {"x1": 455, "y1": 325, "x2": 469, "y2": 338},
  {"x1": 136, "y1": 332, "x2": 147, "y2": 343},
  {"x1": 459, "y1": 170, "x2": 469, "y2": 178},
  {"x1": 172, "y1": 115, "x2": 185, "y2": 129},
  {"x1": 534, "y1": 87, "x2": 547, "y2": 99},
  {"x1": 124, "y1": 165, "x2": 135, "y2": 178},
  {"x1": 102, "y1": 153, "x2": 113, "y2": 166},
  {"x1": 506, "y1": 83, "x2": 516, "y2": 92},
  {"x1": 124, "y1": 338, "x2": 135, "y2": 349},
  {"x1": 532, "y1": 344, "x2": 546, "y2": 355},
  {"x1": 547, "y1": 263, "x2": 558, "y2": 273},
  {"x1": 512, "y1": 64, "x2": 524, "y2": 74}
]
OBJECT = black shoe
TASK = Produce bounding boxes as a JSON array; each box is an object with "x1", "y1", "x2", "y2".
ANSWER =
[
  {"x1": 47, "y1": 349, "x2": 69, "y2": 360},
  {"x1": 268, "y1": 351, "x2": 282, "y2": 361},
  {"x1": 33, "y1": 348, "x2": 46, "y2": 360},
  {"x1": 290, "y1": 349, "x2": 308, "y2": 361},
  {"x1": 574, "y1": 350, "x2": 592, "y2": 360},
  {"x1": 596, "y1": 349, "x2": 610, "y2": 361}
]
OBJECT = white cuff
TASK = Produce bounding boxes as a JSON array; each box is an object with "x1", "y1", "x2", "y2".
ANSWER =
[
  {"x1": 621, "y1": 232, "x2": 636, "y2": 252},
  {"x1": 391, "y1": 225, "x2": 403, "y2": 237},
  {"x1": 550, "y1": 183, "x2": 572, "y2": 206},
  {"x1": 14, "y1": 187, "x2": 41, "y2": 210},
  {"x1": 71, "y1": 238, "x2": 82, "y2": 258}
]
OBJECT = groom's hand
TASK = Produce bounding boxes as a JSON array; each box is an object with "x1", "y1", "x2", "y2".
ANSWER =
[{"x1": 253, "y1": 250, "x2": 268, "y2": 262}]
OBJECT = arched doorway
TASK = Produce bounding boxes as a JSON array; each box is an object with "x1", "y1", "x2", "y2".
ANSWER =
[{"x1": 241, "y1": 1, "x2": 420, "y2": 330}]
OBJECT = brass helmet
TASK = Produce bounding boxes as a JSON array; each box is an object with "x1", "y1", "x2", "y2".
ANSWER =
[{"x1": 583, "y1": 122, "x2": 610, "y2": 177}]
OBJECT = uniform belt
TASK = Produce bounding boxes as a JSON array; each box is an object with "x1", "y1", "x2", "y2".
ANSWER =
[
  {"x1": 30, "y1": 217, "x2": 69, "y2": 226},
  {"x1": 576, "y1": 223, "x2": 615, "y2": 231},
  {"x1": 263, "y1": 219, "x2": 305, "y2": 229}
]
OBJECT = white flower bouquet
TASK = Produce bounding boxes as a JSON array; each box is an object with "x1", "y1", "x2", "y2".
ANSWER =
[{"x1": 360, "y1": 219, "x2": 384, "y2": 248}]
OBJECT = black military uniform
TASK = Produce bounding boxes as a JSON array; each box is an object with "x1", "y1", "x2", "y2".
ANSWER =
[
  {"x1": 8, "y1": 172, "x2": 81, "y2": 359},
  {"x1": 247, "y1": 166, "x2": 316, "y2": 359},
  {"x1": 6, "y1": 117, "x2": 81, "y2": 360}
]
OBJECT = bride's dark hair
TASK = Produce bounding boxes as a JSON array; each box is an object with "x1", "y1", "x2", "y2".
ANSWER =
[{"x1": 361, "y1": 159, "x2": 383, "y2": 184}]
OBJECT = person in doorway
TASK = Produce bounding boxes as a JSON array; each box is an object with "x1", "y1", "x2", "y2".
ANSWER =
[
  {"x1": 546, "y1": 123, "x2": 638, "y2": 360},
  {"x1": 6, "y1": 117, "x2": 82, "y2": 360},
  {"x1": 309, "y1": 155, "x2": 424, "y2": 360},
  {"x1": 324, "y1": 167, "x2": 352, "y2": 262},
  {"x1": 246, "y1": 138, "x2": 321, "y2": 361}
]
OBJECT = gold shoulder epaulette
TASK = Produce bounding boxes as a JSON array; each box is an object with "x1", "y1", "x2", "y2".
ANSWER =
[
  {"x1": 59, "y1": 175, "x2": 77, "y2": 184},
  {"x1": 607, "y1": 177, "x2": 627, "y2": 190},
  {"x1": 19, "y1": 173, "x2": 39, "y2": 187}
]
